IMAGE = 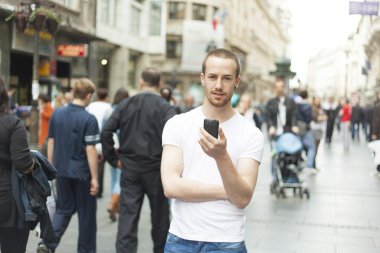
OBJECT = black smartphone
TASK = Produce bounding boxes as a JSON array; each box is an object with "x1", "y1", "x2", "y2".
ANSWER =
[{"x1": 204, "y1": 119, "x2": 219, "y2": 139}]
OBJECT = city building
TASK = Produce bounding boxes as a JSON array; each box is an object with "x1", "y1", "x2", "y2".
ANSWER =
[
  {"x1": 95, "y1": 0, "x2": 167, "y2": 96},
  {"x1": 363, "y1": 15, "x2": 380, "y2": 100},
  {"x1": 155, "y1": 0, "x2": 290, "y2": 104},
  {"x1": 0, "y1": 0, "x2": 98, "y2": 105}
]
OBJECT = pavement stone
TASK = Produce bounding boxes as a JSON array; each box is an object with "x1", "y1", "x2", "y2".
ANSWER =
[{"x1": 25, "y1": 131, "x2": 380, "y2": 252}]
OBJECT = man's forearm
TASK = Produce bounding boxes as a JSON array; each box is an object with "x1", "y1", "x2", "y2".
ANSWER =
[
  {"x1": 215, "y1": 154, "x2": 253, "y2": 209},
  {"x1": 47, "y1": 138, "x2": 54, "y2": 163},
  {"x1": 86, "y1": 146, "x2": 98, "y2": 180},
  {"x1": 164, "y1": 177, "x2": 227, "y2": 202}
]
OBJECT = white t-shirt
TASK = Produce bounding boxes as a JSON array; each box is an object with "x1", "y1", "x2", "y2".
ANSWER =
[
  {"x1": 162, "y1": 106, "x2": 264, "y2": 242},
  {"x1": 87, "y1": 101, "x2": 111, "y2": 131}
]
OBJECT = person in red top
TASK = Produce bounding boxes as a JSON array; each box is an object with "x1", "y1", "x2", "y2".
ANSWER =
[
  {"x1": 38, "y1": 94, "x2": 54, "y2": 153},
  {"x1": 340, "y1": 98, "x2": 352, "y2": 150}
]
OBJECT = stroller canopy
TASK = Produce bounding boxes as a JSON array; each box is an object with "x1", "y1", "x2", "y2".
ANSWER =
[{"x1": 276, "y1": 133, "x2": 303, "y2": 154}]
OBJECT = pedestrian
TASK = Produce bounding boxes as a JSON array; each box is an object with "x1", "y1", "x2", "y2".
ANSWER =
[
  {"x1": 371, "y1": 91, "x2": 380, "y2": 174},
  {"x1": 266, "y1": 79, "x2": 299, "y2": 138},
  {"x1": 103, "y1": 88, "x2": 129, "y2": 222},
  {"x1": 311, "y1": 96, "x2": 327, "y2": 169},
  {"x1": 7, "y1": 86, "x2": 16, "y2": 110},
  {"x1": 87, "y1": 88, "x2": 112, "y2": 198},
  {"x1": 179, "y1": 94, "x2": 195, "y2": 113},
  {"x1": 37, "y1": 78, "x2": 99, "y2": 253},
  {"x1": 340, "y1": 98, "x2": 352, "y2": 150},
  {"x1": 0, "y1": 78, "x2": 35, "y2": 253},
  {"x1": 237, "y1": 93, "x2": 263, "y2": 128},
  {"x1": 323, "y1": 97, "x2": 338, "y2": 144},
  {"x1": 38, "y1": 94, "x2": 54, "y2": 154},
  {"x1": 363, "y1": 103, "x2": 373, "y2": 142},
  {"x1": 161, "y1": 48, "x2": 264, "y2": 252},
  {"x1": 160, "y1": 86, "x2": 177, "y2": 105},
  {"x1": 101, "y1": 68, "x2": 176, "y2": 253},
  {"x1": 265, "y1": 79, "x2": 299, "y2": 181},
  {"x1": 350, "y1": 100, "x2": 362, "y2": 141},
  {"x1": 296, "y1": 90, "x2": 317, "y2": 172}
]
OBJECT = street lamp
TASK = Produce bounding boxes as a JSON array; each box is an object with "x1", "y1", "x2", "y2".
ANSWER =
[{"x1": 269, "y1": 57, "x2": 296, "y2": 91}]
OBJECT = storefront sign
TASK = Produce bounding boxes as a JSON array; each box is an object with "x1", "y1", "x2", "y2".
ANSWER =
[
  {"x1": 57, "y1": 44, "x2": 88, "y2": 57},
  {"x1": 349, "y1": 1, "x2": 379, "y2": 16}
]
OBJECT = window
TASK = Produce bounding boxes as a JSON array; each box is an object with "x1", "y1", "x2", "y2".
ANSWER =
[
  {"x1": 168, "y1": 2, "x2": 185, "y2": 20},
  {"x1": 130, "y1": 5, "x2": 141, "y2": 35},
  {"x1": 51, "y1": 0, "x2": 80, "y2": 10},
  {"x1": 192, "y1": 4, "x2": 206, "y2": 21},
  {"x1": 166, "y1": 40, "x2": 182, "y2": 59},
  {"x1": 150, "y1": 1, "x2": 162, "y2": 35},
  {"x1": 100, "y1": 0, "x2": 115, "y2": 25}
]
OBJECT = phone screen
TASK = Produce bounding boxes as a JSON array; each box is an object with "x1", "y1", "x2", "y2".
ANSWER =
[{"x1": 204, "y1": 119, "x2": 219, "y2": 138}]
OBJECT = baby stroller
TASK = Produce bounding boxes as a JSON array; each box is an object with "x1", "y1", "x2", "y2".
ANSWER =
[
  {"x1": 368, "y1": 140, "x2": 380, "y2": 175},
  {"x1": 270, "y1": 132, "x2": 310, "y2": 199}
]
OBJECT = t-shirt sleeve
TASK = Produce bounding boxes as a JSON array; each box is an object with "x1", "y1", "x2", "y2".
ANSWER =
[
  {"x1": 162, "y1": 115, "x2": 182, "y2": 148},
  {"x1": 84, "y1": 115, "x2": 100, "y2": 145},
  {"x1": 239, "y1": 127, "x2": 264, "y2": 163}
]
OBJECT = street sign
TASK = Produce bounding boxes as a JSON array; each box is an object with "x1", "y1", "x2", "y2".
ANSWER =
[
  {"x1": 349, "y1": 1, "x2": 379, "y2": 16},
  {"x1": 57, "y1": 44, "x2": 88, "y2": 57}
]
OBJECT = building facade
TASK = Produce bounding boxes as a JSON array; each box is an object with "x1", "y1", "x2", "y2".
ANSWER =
[
  {"x1": 0, "y1": 0, "x2": 99, "y2": 105},
  {"x1": 364, "y1": 15, "x2": 380, "y2": 100},
  {"x1": 95, "y1": 0, "x2": 167, "y2": 97},
  {"x1": 154, "y1": 0, "x2": 290, "y2": 104}
]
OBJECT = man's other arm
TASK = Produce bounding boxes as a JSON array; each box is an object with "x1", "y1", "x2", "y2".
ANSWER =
[{"x1": 161, "y1": 144, "x2": 227, "y2": 202}]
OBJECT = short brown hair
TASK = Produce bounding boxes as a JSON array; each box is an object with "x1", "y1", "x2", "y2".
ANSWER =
[
  {"x1": 96, "y1": 88, "x2": 108, "y2": 100},
  {"x1": 202, "y1": 48, "x2": 241, "y2": 77},
  {"x1": 141, "y1": 68, "x2": 161, "y2": 87},
  {"x1": 72, "y1": 78, "x2": 96, "y2": 100}
]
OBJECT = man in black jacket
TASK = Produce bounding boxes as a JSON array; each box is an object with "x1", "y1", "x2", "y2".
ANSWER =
[
  {"x1": 266, "y1": 79, "x2": 298, "y2": 138},
  {"x1": 101, "y1": 68, "x2": 176, "y2": 253}
]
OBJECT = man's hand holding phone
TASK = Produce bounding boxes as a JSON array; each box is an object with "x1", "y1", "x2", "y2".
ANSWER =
[{"x1": 199, "y1": 119, "x2": 228, "y2": 160}]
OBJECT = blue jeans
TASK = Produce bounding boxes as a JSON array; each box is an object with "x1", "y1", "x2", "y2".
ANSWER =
[
  {"x1": 110, "y1": 166, "x2": 121, "y2": 194},
  {"x1": 301, "y1": 131, "x2": 316, "y2": 168},
  {"x1": 164, "y1": 233, "x2": 247, "y2": 253}
]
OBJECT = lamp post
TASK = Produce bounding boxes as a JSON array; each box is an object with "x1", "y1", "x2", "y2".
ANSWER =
[{"x1": 269, "y1": 57, "x2": 296, "y2": 92}]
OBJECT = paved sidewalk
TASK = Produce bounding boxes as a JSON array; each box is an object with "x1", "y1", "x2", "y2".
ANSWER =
[{"x1": 26, "y1": 134, "x2": 380, "y2": 252}]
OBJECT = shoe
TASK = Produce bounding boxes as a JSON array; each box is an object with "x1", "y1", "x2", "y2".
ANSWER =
[
  {"x1": 37, "y1": 244, "x2": 54, "y2": 253},
  {"x1": 107, "y1": 194, "x2": 119, "y2": 222}
]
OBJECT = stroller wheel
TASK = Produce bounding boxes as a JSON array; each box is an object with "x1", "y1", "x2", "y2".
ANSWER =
[
  {"x1": 293, "y1": 188, "x2": 297, "y2": 196},
  {"x1": 270, "y1": 181, "x2": 277, "y2": 194},
  {"x1": 303, "y1": 189, "x2": 310, "y2": 199},
  {"x1": 280, "y1": 188, "x2": 286, "y2": 198}
]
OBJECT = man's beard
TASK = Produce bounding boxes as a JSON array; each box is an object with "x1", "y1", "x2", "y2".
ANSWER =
[{"x1": 206, "y1": 91, "x2": 233, "y2": 107}]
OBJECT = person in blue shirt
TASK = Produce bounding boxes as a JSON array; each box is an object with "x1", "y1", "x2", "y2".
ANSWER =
[{"x1": 37, "y1": 78, "x2": 99, "y2": 253}]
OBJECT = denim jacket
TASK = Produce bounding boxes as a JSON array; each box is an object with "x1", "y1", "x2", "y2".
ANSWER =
[{"x1": 11, "y1": 150, "x2": 57, "y2": 243}]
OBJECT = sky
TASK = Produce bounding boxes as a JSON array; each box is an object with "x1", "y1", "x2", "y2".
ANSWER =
[{"x1": 288, "y1": 0, "x2": 361, "y2": 82}]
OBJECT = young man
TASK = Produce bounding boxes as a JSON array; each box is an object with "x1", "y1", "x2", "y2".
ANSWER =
[
  {"x1": 161, "y1": 49, "x2": 264, "y2": 252},
  {"x1": 101, "y1": 68, "x2": 176, "y2": 253},
  {"x1": 37, "y1": 78, "x2": 99, "y2": 253},
  {"x1": 87, "y1": 88, "x2": 112, "y2": 198}
]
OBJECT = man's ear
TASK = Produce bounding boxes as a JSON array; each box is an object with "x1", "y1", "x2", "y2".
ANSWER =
[
  {"x1": 200, "y1": 73, "x2": 205, "y2": 86},
  {"x1": 234, "y1": 76, "x2": 241, "y2": 89}
]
